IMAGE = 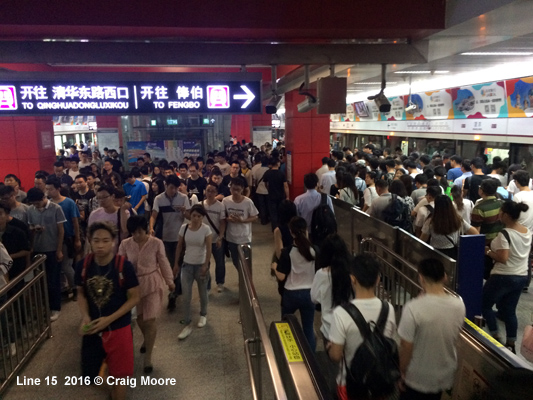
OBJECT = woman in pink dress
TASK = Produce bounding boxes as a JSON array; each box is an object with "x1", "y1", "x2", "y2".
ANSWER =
[{"x1": 118, "y1": 215, "x2": 174, "y2": 374}]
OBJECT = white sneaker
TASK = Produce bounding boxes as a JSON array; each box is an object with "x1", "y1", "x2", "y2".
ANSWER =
[
  {"x1": 217, "y1": 284, "x2": 224, "y2": 293},
  {"x1": 197, "y1": 316, "x2": 207, "y2": 328},
  {"x1": 178, "y1": 325, "x2": 193, "y2": 340},
  {"x1": 50, "y1": 311, "x2": 60, "y2": 322}
]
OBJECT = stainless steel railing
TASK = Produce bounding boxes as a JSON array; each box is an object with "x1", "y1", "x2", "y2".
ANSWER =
[
  {"x1": 0, "y1": 254, "x2": 51, "y2": 394},
  {"x1": 237, "y1": 244, "x2": 288, "y2": 400},
  {"x1": 359, "y1": 237, "x2": 533, "y2": 399}
]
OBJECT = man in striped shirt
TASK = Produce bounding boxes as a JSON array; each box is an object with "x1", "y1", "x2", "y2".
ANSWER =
[{"x1": 471, "y1": 179, "x2": 503, "y2": 244}]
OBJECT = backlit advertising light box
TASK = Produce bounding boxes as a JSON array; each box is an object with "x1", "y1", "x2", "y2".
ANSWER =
[{"x1": 0, "y1": 73, "x2": 262, "y2": 115}]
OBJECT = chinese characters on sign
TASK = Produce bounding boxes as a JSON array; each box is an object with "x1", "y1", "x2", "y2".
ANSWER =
[{"x1": 0, "y1": 80, "x2": 261, "y2": 115}]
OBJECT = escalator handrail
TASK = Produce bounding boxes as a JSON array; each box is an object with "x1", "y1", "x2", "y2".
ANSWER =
[
  {"x1": 281, "y1": 314, "x2": 333, "y2": 400},
  {"x1": 238, "y1": 245, "x2": 288, "y2": 400},
  {"x1": 361, "y1": 237, "x2": 532, "y2": 371}
]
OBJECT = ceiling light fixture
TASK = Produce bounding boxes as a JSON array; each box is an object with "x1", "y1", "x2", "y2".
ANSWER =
[
  {"x1": 461, "y1": 52, "x2": 533, "y2": 56},
  {"x1": 353, "y1": 82, "x2": 397, "y2": 85},
  {"x1": 394, "y1": 70, "x2": 449, "y2": 74}
]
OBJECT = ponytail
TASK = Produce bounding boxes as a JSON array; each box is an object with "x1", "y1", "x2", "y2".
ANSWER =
[
  {"x1": 289, "y1": 217, "x2": 315, "y2": 262},
  {"x1": 450, "y1": 185, "x2": 464, "y2": 212}
]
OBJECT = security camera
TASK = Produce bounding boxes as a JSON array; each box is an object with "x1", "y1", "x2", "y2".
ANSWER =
[
  {"x1": 405, "y1": 103, "x2": 417, "y2": 113},
  {"x1": 265, "y1": 94, "x2": 282, "y2": 114},
  {"x1": 297, "y1": 96, "x2": 318, "y2": 113},
  {"x1": 368, "y1": 91, "x2": 391, "y2": 113}
]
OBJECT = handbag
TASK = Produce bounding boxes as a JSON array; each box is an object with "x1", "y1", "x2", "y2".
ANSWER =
[
  {"x1": 177, "y1": 224, "x2": 189, "y2": 266},
  {"x1": 484, "y1": 229, "x2": 511, "y2": 280},
  {"x1": 521, "y1": 325, "x2": 533, "y2": 362}
]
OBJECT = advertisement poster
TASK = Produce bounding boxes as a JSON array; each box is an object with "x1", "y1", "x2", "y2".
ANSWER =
[
  {"x1": 406, "y1": 89, "x2": 454, "y2": 120},
  {"x1": 453, "y1": 82, "x2": 507, "y2": 119},
  {"x1": 164, "y1": 140, "x2": 182, "y2": 163},
  {"x1": 127, "y1": 141, "x2": 165, "y2": 164},
  {"x1": 97, "y1": 128, "x2": 120, "y2": 152},
  {"x1": 386, "y1": 96, "x2": 407, "y2": 121},
  {"x1": 182, "y1": 140, "x2": 202, "y2": 158},
  {"x1": 343, "y1": 104, "x2": 355, "y2": 121},
  {"x1": 506, "y1": 76, "x2": 533, "y2": 117}
]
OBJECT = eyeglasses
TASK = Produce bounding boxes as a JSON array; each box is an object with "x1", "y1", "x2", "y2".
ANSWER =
[{"x1": 96, "y1": 195, "x2": 111, "y2": 201}]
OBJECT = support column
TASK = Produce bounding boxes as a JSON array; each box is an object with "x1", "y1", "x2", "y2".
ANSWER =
[
  {"x1": 284, "y1": 89, "x2": 330, "y2": 200},
  {"x1": 230, "y1": 115, "x2": 251, "y2": 144},
  {"x1": 96, "y1": 116, "x2": 122, "y2": 145},
  {"x1": 0, "y1": 116, "x2": 55, "y2": 193}
]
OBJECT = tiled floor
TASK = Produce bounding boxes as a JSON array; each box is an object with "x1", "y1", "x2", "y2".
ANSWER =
[{"x1": 4, "y1": 221, "x2": 533, "y2": 399}]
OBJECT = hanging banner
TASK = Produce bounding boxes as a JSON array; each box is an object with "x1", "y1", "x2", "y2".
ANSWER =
[
  {"x1": 506, "y1": 76, "x2": 533, "y2": 117},
  {"x1": 127, "y1": 141, "x2": 166, "y2": 164},
  {"x1": 385, "y1": 96, "x2": 407, "y2": 121},
  {"x1": 453, "y1": 81, "x2": 507, "y2": 119}
]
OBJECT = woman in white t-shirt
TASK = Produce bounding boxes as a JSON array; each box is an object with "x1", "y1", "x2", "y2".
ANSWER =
[
  {"x1": 336, "y1": 172, "x2": 358, "y2": 206},
  {"x1": 310, "y1": 234, "x2": 354, "y2": 342},
  {"x1": 174, "y1": 204, "x2": 212, "y2": 340},
  {"x1": 272, "y1": 217, "x2": 318, "y2": 350},
  {"x1": 362, "y1": 171, "x2": 378, "y2": 212},
  {"x1": 450, "y1": 185, "x2": 474, "y2": 224},
  {"x1": 482, "y1": 201, "x2": 532, "y2": 353},
  {"x1": 420, "y1": 195, "x2": 477, "y2": 259}
]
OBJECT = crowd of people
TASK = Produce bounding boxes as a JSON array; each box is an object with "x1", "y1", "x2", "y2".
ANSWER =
[{"x1": 0, "y1": 138, "x2": 531, "y2": 399}]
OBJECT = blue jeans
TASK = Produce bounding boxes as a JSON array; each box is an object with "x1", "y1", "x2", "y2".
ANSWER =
[
  {"x1": 180, "y1": 263, "x2": 208, "y2": 325},
  {"x1": 212, "y1": 241, "x2": 226, "y2": 285},
  {"x1": 38, "y1": 251, "x2": 60, "y2": 311},
  {"x1": 227, "y1": 241, "x2": 251, "y2": 270},
  {"x1": 282, "y1": 288, "x2": 316, "y2": 351},
  {"x1": 482, "y1": 274, "x2": 528, "y2": 341}
]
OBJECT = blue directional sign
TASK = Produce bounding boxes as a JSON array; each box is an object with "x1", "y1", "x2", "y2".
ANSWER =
[{"x1": 0, "y1": 78, "x2": 262, "y2": 115}]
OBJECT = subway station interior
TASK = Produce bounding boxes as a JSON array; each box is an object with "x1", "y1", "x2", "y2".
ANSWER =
[{"x1": 2, "y1": 1, "x2": 533, "y2": 399}]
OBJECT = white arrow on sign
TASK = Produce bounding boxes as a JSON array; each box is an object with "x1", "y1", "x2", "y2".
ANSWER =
[{"x1": 233, "y1": 85, "x2": 255, "y2": 109}]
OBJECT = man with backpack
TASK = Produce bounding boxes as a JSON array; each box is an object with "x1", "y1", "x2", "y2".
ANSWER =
[
  {"x1": 414, "y1": 186, "x2": 441, "y2": 237},
  {"x1": 76, "y1": 221, "x2": 140, "y2": 400},
  {"x1": 367, "y1": 180, "x2": 392, "y2": 220},
  {"x1": 398, "y1": 259, "x2": 465, "y2": 400},
  {"x1": 294, "y1": 173, "x2": 335, "y2": 243},
  {"x1": 327, "y1": 254, "x2": 398, "y2": 400}
]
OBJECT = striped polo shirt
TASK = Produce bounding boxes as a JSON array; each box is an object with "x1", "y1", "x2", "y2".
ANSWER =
[{"x1": 471, "y1": 196, "x2": 503, "y2": 242}]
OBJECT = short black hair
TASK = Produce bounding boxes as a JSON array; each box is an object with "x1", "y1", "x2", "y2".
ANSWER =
[
  {"x1": 75, "y1": 174, "x2": 87, "y2": 182},
  {"x1": 327, "y1": 159, "x2": 336, "y2": 168},
  {"x1": 178, "y1": 163, "x2": 188, "y2": 170},
  {"x1": 88, "y1": 221, "x2": 117, "y2": 240},
  {"x1": 480, "y1": 178, "x2": 498, "y2": 196},
  {"x1": 27, "y1": 187, "x2": 45, "y2": 202},
  {"x1": 166, "y1": 175, "x2": 181, "y2": 188},
  {"x1": 375, "y1": 179, "x2": 389, "y2": 190},
  {"x1": 414, "y1": 174, "x2": 428, "y2": 185},
  {"x1": 418, "y1": 259, "x2": 445, "y2": 283},
  {"x1": 189, "y1": 204, "x2": 207, "y2": 216},
  {"x1": 140, "y1": 166, "x2": 149, "y2": 175},
  {"x1": 351, "y1": 254, "x2": 381, "y2": 289},
  {"x1": 419, "y1": 155, "x2": 430, "y2": 165},
  {"x1": 514, "y1": 170, "x2": 530, "y2": 187},
  {"x1": 450, "y1": 155, "x2": 463, "y2": 164},
  {"x1": 461, "y1": 159, "x2": 472, "y2": 172},
  {"x1": 35, "y1": 173, "x2": 48, "y2": 182},
  {"x1": 45, "y1": 176, "x2": 61, "y2": 189},
  {"x1": 303, "y1": 173, "x2": 319, "y2": 189},
  {"x1": 97, "y1": 184, "x2": 115, "y2": 196},
  {"x1": 0, "y1": 203, "x2": 11, "y2": 214},
  {"x1": 322, "y1": 157, "x2": 330, "y2": 164},
  {"x1": 144, "y1": 152, "x2": 151, "y2": 158},
  {"x1": 126, "y1": 215, "x2": 148, "y2": 234},
  {"x1": 471, "y1": 157, "x2": 484, "y2": 170},
  {"x1": 426, "y1": 185, "x2": 441, "y2": 198},
  {"x1": 53, "y1": 161, "x2": 64, "y2": 168},
  {"x1": 230, "y1": 177, "x2": 245, "y2": 188}
]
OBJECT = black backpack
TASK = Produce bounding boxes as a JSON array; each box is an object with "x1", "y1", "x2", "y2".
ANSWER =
[
  {"x1": 342, "y1": 301, "x2": 400, "y2": 399},
  {"x1": 382, "y1": 194, "x2": 412, "y2": 233},
  {"x1": 310, "y1": 193, "x2": 337, "y2": 247}
]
